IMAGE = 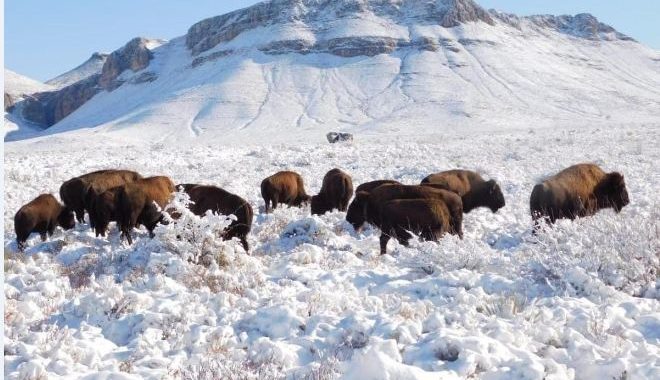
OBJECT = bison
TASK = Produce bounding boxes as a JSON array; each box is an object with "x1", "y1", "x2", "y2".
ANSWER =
[
  {"x1": 421, "y1": 170, "x2": 505, "y2": 213},
  {"x1": 60, "y1": 169, "x2": 142, "y2": 223},
  {"x1": 376, "y1": 198, "x2": 456, "y2": 255},
  {"x1": 14, "y1": 194, "x2": 75, "y2": 251},
  {"x1": 311, "y1": 169, "x2": 354, "y2": 215},
  {"x1": 346, "y1": 184, "x2": 463, "y2": 238},
  {"x1": 87, "y1": 186, "x2": 124, "y2": 237},
  {"x1": 178, "y1": 184, "x2": 254, "y2": 252},
  {"x1": 530, "y1": 163, "x2": 629, "y2": 228},
  {"x1": 261, "y1": 171, "x2": 310, "y2": 212},
  {"x1": 355, "y1": 179, "x2": 401, "y2": 195},
  {"x1": 117, "y1": 176, "x2": 175, "y2": 244}
]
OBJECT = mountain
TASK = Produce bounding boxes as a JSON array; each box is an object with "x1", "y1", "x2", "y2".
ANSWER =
[
  {"x1": 4, "y1": 69, "x2": 54, "y2": 110},
  {"x1": 45, "y1": 52, "x2": 109, "y2": 89},
  {"x1": 8, "y1": 0, "x2": 660, "y2": 143}
]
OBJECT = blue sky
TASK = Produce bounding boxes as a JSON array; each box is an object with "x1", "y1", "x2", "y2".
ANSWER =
[{"x1": 5, "y1": 0, "x2": 659, "y2": 82}]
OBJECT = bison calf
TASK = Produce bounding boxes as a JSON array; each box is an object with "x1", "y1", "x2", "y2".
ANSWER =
[
  {"x1": 179, "y1": 184, "x2": 254, "y2": 252},
  {"x1": 261, "y1": 171, "x2": 310, "y2": 212},
  {"x1": 421, "y1": 170, "x2": 505, "y2": 213},
  {"x1": 117, "y1": 176, "x2": 175, "y2": 244},
  {"x1": 311, "y1": 169, "x2": 354, "y2": 215},
  {"x1": 530, "y1": 163, "x2": 629, "y2": 228},
  {"x1": 15, "y1": 194, "x2": 75, "y2": 251}
]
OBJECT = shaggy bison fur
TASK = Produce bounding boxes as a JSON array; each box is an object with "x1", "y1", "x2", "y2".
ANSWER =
[
  {"x1": 354, "y1": 179, "x2": 401, "y2": 195},
  {"x1": 14, "y1": 194, "x2": 75, "y2": 251},
  {"x1": 346, "y1": 184, "x2": 463, "y2": 238},
  {"x1": 261, "y1": 171, "x2": 310, "y2": 212},
  {"x1": 117, "y1": 176, "x2": 175, "y2": 244},
  {"x1": 179, "y1": 184, "x2": 254, "y2": 252},
  {"x1": 60, "y1": 169, "x2": 142, "y2": 223},
  {"x1": 311, "y1": 169, "x2": 354, "y2": 215},
  {"x1": 530, "y1": 163, "x2": 629, "y2": 228},
  {"x1": 377, "y1": 198, "x2": 456, "y2": 255},
  {"x1": 87, "y1": 186, "x2": 124, "y2": 237},
  {"x1": 421, "y1": 170, "x2": 505, "y2": 213}
]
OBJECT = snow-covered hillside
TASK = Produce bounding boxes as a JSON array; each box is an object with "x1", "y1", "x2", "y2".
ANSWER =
[
  {"x1": 45, "y1": 52, "x2": 109, "y2": 89},
  {"x1": 4, "y1": 124, "x2": 659, "y2": 379},
  {"x1": 4, "y1": 70, "x2": 55, "y2": 140},
  {"x1": 7, "y1": 0, "x2": 660, "y2": 143},
  {"x1": 4, "y1": 69, "x2": 54, "y2": 97}
]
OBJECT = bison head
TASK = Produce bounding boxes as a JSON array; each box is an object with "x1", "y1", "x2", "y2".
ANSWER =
[
  {"x1": 486, "y1": 180, "x2": 506, "y2": 213},
  {"x1": 310, "y1": 194, "x2": 328, "y2": 215},
  {"x1": 57, "y1": 207, "x2": 76, "y2": 230},
  {"x1": 600, "y1": 172, "x2": 629, "y2": 212},
  {"x1": 346, "y1": 191, "x2": 369, "y2": 232}
]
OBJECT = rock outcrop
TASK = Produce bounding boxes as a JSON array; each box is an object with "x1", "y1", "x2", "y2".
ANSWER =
[
  {"x1": 492, "y1": 11, "x2": 634, "y2": 41},
  {"x1": 186, "y1": 0, "x2": 494, "y2": 56},
  {"x1": 5, "y1": 93, "x2": 15, "y2": 111},
  {"x1": 20, "y1": 38, "x2": 156, "y2": 127},
  {"x1": 99, "y1": 37, "x2": 154, "y2": 90}
]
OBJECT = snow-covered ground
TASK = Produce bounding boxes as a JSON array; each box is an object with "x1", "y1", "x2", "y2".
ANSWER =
[{"x1": 4, "y1": 123, "x2": 659, "y2": 379}]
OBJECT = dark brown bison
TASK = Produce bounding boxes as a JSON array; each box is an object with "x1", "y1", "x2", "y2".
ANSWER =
[
  {"x1": 421, "y1": 170, "x2": 505, "y2": 213},
  {"x1": 178, "y1": 184, "x2": 254, "y2": 252},
  {"x1": 87, "y1": 186, "x2": 123, "y2": 237},
  {"x1": 261, "y1": 171, "x2": 310, "y2": 212},
  {"x1": 354, "y1": 179, "x2": 402, "y2": 195},
  {"x1": 376, "y1": 198, "x2": 455, "y2": 255},
  {"x1": 60, "y1": 169, "x2": 142, "y2": 223},
  {"x1": 346, "y1": 184, "x2": 463, "y2": 238},
  {"x1": 14, "y1": 194, "x2": 75, "y2": 251},
  {"x1": 530, "y1": 163, "x2": 629, "y2": 228},
  {"x1": 311, "y1": 169, "x2": 354, "y2": 215},
  {"x1": 117, "y1": 176, "x2": 175, "y2": 244}
]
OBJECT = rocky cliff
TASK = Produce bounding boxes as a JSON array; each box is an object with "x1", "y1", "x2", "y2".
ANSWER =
[{"x1": 20, "y1": 38, "x2": 156, "y2": 126}]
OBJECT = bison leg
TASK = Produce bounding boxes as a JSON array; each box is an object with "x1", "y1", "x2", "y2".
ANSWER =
[
  {"x1": 394, "y1": 227, "x2": 412, "y2": 247},
  {"x1": 121, "y1": 230, "x2": 133, "y2": 245},
  {"x1": 75, "y1": 208, "x2": 85, "y2": 223},
  {"x1": 379, "y1": 233, "x2": 391, "y2": 255},
  {"x1": 40, "y1": 232, "x2": 48, "y2": 242},
  {"x1": 240, "y1": 237, "x2": 249, "y2": 253},
  {"x1": 17, "y1": 240, "x2": 26, "y2": 251}
]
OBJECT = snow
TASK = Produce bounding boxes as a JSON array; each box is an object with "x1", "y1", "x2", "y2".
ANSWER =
[
  {"x1": 4, "y1": 69, "x2": 54, "y2": 98},
  {"x1": 4, "y1": 123, "x2": 659, "y2": 379},
  {"x1": 5, "y1": 10, "x2": 655, "y2": 144},
  {"x1": 45, "y1": 54, "x2": 107, "y2": 89}
]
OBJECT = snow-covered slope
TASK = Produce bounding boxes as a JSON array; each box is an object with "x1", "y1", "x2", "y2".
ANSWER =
[
  {"x1": 4, "y1": 70, "x2": 55, "y2": 140},
  {"x1": 4, "y1": 124, "x2": 659, "y2": 379},
  {"x1": 12, "y1": 0, "x2": 660, "y2": 143},
  {"x1": 45, "y1": 52, "x2": 109, "y2": 89},
  {"x1": 4, "y1": 69, "x2": 54, "y2": 97}
]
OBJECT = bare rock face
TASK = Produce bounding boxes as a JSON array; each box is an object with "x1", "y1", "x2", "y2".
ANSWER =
[
  {"x1": 492, "y1": 11, "x2": 634, "y2": 41},
  {"x1": 5, "y1": 93, "x2": 15, "y2": 111},
  {"x1": 20, "y1": 38, "x2": 156, "y2": 127},
  {"x1": 186, "y1": 0, "x2": 494, "y2": 57},
  {"x1": 99, "y1": 37, "x2": 154, "y2": 90},
  {"x1": 21, "y1": 75, "x2": 101, "y2": 126}
]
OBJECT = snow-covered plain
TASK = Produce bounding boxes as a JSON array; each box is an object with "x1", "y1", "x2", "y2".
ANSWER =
[{"x1": 4, "y1": 123, "x2": 659, "y2": 379}]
